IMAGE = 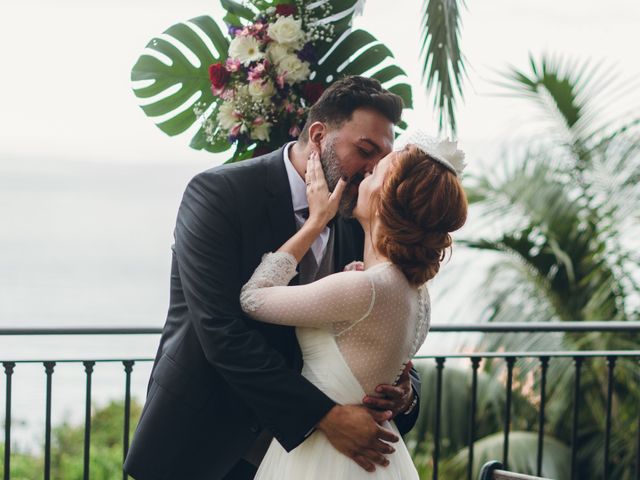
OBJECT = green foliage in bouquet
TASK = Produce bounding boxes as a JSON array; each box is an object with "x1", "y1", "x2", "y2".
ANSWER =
[{"x1": 131, "y1": 0, "x2": 413, "y2": 162}]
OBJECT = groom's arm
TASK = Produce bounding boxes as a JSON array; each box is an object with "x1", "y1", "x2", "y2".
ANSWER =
[
  {"x1": 363, "y1": 363, "x2": 421, "y2": 436},
  {"x1": 175, "y1": 170, "x2": 335, "y2": 451},
  {"x1": 393, "y1": 367, "x2": 421, "y2": 435}
]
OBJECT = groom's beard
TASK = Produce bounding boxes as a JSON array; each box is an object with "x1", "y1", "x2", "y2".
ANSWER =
[{"x1": 320, "y1": 139, "x2": 358, "y2": 218}]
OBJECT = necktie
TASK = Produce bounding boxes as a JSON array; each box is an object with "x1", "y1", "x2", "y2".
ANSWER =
[
  {"x1": 296, "y1": 207, "x2": 309, "y2": 220},
  {"x1": 295, "y1": 207, "x2": 335, "y2": 227}
]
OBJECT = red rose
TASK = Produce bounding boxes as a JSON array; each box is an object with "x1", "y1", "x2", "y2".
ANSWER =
[
  {"x1": 208, "y1": 63, "x2": 230, "y2": 95},
  {"x1": 302, "y1": 82, "x2": 325, "y2": 105},
  {"x1": 275, "y1": 4, "x2": 297, "y2": 16}
]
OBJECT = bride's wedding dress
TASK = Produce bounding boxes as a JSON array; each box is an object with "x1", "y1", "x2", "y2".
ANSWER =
[{"x1": 240, "y1": 252, "x2": 431, "y2": 480}]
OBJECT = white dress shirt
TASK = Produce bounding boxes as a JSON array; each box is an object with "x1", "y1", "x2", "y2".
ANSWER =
[{"x1": 283, "y1": 142, "x2": 331, "y2": 264}]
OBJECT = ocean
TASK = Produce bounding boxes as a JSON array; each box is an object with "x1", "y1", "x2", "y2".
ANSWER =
[{"x1": 0, "y1": 156, "x2": 205, "y2": 452}]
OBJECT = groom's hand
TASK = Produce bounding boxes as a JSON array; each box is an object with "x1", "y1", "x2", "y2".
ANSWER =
[
  {"x1": 362, "y1": 362, "x2": 414, "y2": 418},
  {"x1": 317, "y1": 405, "x2": 399, "y2": 472}
]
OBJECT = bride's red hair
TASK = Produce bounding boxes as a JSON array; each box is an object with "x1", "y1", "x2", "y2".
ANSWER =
[{"x1": 374, "y1": 145, "x2": 468, "y2": 285}]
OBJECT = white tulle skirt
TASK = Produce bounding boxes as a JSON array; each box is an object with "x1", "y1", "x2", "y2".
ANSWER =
[{"x1": 254, "y1": 328, "x2": 419, "y2": 480}]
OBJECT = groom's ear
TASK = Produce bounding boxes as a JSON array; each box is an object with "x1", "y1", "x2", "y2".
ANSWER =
[{"x1": 308, "y1": 122, "x2": 327, "y2": 151}]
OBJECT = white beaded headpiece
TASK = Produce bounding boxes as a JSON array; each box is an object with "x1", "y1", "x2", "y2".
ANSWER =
[{"x1": 394, "y1": 130, "x2": 467, "y2": 176}]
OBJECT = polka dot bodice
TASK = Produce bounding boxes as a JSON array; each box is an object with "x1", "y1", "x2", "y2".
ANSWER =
[{"x1": 240, "y1": 252, "x2": 431, "y2": 395}]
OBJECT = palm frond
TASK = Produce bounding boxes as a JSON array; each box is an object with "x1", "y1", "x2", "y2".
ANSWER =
[
  {"x1": 461, "y1": 154, "x2": 634, "y2": 322},
  {"x1": 419, "y1": 0, "x2": 466, "y2": 135},
  {"x1": 495, "y1": 54, "x2": 640, "y2": 167}
]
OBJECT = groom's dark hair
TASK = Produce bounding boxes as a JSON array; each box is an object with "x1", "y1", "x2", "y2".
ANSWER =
[{"x1": 299, "y1": 76, "x2": 404, "y2": 142}]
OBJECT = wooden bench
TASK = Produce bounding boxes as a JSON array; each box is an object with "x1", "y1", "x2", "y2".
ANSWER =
[{"x1": 479, "y1": 461, "x2": 554, "y2": 480}]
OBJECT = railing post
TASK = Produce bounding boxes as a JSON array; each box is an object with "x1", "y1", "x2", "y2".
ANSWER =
[
  {"x1": 43, "y1": 361, "x2": 56, "y2": 480},
  {"x1": 433, "y1": 357, "x2": 445, "y2": 480},
  {"x1": 467, "y1": 357, "x2": 481, "y2": 480},
  {"x1": 636, "y1": 358, "x2": 640, "y2": 480},
  {"x1": 503, "y1": 357, "x2": 515, "y2": 469},
  {"x1": 3, "y1": 362, "x2": 15, "y2": 480},
  {"x1": 122, "y1": 360, "x2": 134, "y2": 480},
  {"x1": 537, "y1": 356, "x2": 549, "y2": 477},
  {"x1": 604, "y1": 356, "x2": 616, "y2": 480},
  {"x1": 570, "y1": 357, "x2": 583, "y2": 480},
  {"x1": 83, "y1": 361, "x2": 95, "y2": 480}
]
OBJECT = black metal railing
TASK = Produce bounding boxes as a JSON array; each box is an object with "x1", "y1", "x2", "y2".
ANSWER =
[
  {"x1": 2, "y1": 358, "x2": 148, "y2": 480},
  {"x1": 1, "y1": 322, "x2": 640, "y2": 480},
  {"x1": 413, "y1": 350, "x2": 640, "y2": 480},
  {"x1": 2, "y1": 321, "x2": 640, "y2": 335}
]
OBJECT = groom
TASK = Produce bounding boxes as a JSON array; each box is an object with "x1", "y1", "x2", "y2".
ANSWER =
[{"x1": 124, "y1": 76, "x2": 421, "y2": 480}]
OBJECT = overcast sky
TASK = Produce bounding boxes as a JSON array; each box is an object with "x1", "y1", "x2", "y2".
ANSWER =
[
  {"x1": 1, "y1": 0, "x2": 638, "y2": 166},
  {"x1": 0, "y1": 0, "x2": 638, "y2": 330},
  {"x1": 1, "y1": 0, "x2": 639, "y2": 328}
]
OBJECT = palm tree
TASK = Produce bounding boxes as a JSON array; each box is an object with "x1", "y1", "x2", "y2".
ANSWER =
[
  {"x1": 461, "y1": 55, "x2": 640, "y2": 355},
  {"x1": 430, "y1": 54, "x2": 640, "y2": 478}
]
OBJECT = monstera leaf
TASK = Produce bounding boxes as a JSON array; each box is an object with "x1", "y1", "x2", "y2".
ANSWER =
[
  {"x1": 131, "y1": 16, "x2": 230, "y2": 153},
  {"x1": 313, "y1": 29, "x2": 412, "y2": 113},
  {"x1": 131, "y1": 0, "x2": 412, "y2": 158}
]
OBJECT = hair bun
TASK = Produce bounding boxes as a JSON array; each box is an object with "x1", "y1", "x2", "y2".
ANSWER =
[{"x1": 375, "y1": 145, "x2": 468, "y2": 285}]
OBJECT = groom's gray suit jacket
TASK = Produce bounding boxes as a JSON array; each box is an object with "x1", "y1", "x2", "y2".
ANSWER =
[{"x1": 123, "y1": 146, "x2": 420, "y2": 480}]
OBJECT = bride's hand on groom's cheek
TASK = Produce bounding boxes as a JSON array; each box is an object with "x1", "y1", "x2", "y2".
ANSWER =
[
  {"x1": 305, "y1": 150, "x2": 347, "y2": 229},
  {"x1": 362, "y1": 362, "x2": 414, "y2": 418}
]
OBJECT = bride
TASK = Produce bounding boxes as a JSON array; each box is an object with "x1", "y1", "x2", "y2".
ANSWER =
[{"x1": 239, "y1": 133, "x2": 468, "y2": 479}]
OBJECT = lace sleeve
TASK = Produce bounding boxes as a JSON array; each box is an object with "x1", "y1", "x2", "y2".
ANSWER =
[
  {"x1": 240, "y1": 252, "x2": 299, "y2": 313},
  {"x1": 240, "y1": 255, "x2": 375, "y2": 328}
]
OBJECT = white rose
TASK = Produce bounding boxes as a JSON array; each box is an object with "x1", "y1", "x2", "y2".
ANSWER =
[
  {"x1": 218, "y1": 101, "x2": 239, "y2": 130},
  {"x1": 276, "y1": 54, "x2": 311, "y2": 83},
  {"x1": 228, "y1": 35, "x2": 264, "y2": 65},
  {"x1": 251, "y1": 122, "x2": 272, "y2": 141},
  {"x1": 248, "y1": 79, "x2": 275, "y2": 99},
  {"x1": 267, "y1": 16, "x2": 304, "y2": 48},
  {"x1": 266, "y1": 42, "x2": 290, "y2": 65}
]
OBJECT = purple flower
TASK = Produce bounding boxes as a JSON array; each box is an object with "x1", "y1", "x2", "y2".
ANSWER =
[
  {"x1": 228, "y1": 25, "x2": 241, "y2": 36},
  {"x1": 297, "y1": 43, "x2": 318, "y2": 63}
]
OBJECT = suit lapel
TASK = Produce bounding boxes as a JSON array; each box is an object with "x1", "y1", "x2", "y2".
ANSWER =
[{"x1": 264, "y1": 146, "x2": 298, "y2": 282}]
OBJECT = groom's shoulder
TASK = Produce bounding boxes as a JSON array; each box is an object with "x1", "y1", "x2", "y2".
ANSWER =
[
  {"x1": 183, "y1": 149, "x2": 286, "y2": 208},
  {"x1": 189, "y1": 147, "x2": 284, "y2": 191}
]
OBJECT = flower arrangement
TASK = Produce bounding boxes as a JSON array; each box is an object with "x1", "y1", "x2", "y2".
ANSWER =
[
  {"x1": 131, "y1": 0, "x2": 412, "y2": 162},
  {"x1": 194, "y1": 1, "x2": 333, "y2": 157}
]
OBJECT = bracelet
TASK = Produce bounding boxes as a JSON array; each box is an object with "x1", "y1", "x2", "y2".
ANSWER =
[{"x1": 403, "y1": 394, "x2": 418, "y2": 415}]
